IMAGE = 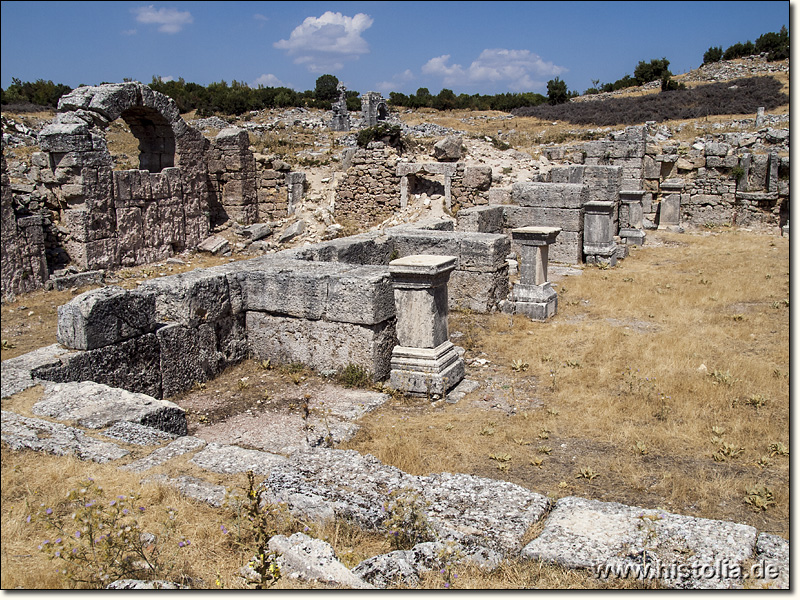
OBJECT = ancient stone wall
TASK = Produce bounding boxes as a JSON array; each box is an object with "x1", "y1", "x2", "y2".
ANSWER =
[
  {"x1": 545, "y1": 124, "x2": 789, "y2": 229},
  {"x1": 1, "y1": 149, "x2": 49, "y2": 299},
  {"x1": 334, "y1": 142, "x2": 401, "y2": 228},
  {"x1": 29, "y1": 82, "x2": 212, "y2": 271}
]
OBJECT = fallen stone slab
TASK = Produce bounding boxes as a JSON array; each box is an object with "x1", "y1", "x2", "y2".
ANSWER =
[
  {"x1": 190, "y1": 443, "x2": 290, "y2": 475},
  {"x1": 268, "y1": 532, "x2": 374, "y2": 589},
  {"x1": 197, "y1": 234, "x2": 230, "y2": 255},
  {"x1": 353, "y1": 541, "x2": 502, "y2": 589},
  {"x1": 106, "y1": 579, "x2": 188, "y2": 589},
  {"x1": 100, "y1": 421, "x2": 178, "y2": 446},
  {"x1": 520, "y1": 496, "x2": 758, "y2": 589},
  {"x1": 262, "y1": 448, "x2": 548, "y2": 556},
  {"x1": 240, "y1": 223, "x2": 272, "y2": 241},
  {"x1": 45, "y1": 269, "x2": 105, "y2": 291},
  {"x1": 751, "y1": 533, "x2": 789, "y2": 589},
  {"x1": 1, "y1": 344, "x2": 69, "y2": 399},
  {"x1": 121, "y1": 436, "x2": 206, "y2": 472},
  {"x1": 1, "y1": 410, "x2": 129, "y2": 463},
  {"x1": 143, "y1": 474, "x2": 229, "y2": 508},
  {"x1": 34, "y1": 381, "x2": 187, "y2": 436}
]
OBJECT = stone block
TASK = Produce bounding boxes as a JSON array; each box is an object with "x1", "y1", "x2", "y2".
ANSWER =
[
  {"x1": 448, "y1": 267, "x2": 509, "y2": 312},
  {"x1": 138, "y1": 269, "x2": 233, "y2": 327},
  {"x1": 33, "y1": 381, "x2": 187, "y2": 436},
  {"x1": 521, "y1": 496, "x2": 758, "y2": 589},
  {"x1": 503, "y1": 205, "x2": 583, "y2": 232},
  {"x1": 512, "y1": 182, "x2": 586, "y2": 209},
  {"x1": 325, "y1": 266, "x2": 396, "y2": 326},
  {"x1": 64, "y1": 238, "x2": 119, "y2": 271},
  {"x1": 462, "y1": 166, "x2": 492, "y2": 190},
  {"x1": 247, "y1": 312, "x2": 396, "y2": 380},
  {"x1": 57, "y1": 286, "x2": 156, "y2": 350},
  {"x1": 31, "y1": 333, "x2": 162, "y2": 398},
  {"x1": 456, "y1": 205, "x2": 504, "y2": 233},
  {"x1": 38, "y1": 123, "x2": 93, "y2": 153},
  {"x1": 157, "y1": 323, "x2": 218, "y2": 397}
]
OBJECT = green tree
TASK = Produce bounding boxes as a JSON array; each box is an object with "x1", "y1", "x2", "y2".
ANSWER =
[
  {"x1": 703, "y1": 46, "x2": 723, "y2": 64},
  {"x1": 633, "y1": 58, "x2": 672, "y2": 85},
  {"x1": 314, "y1": 74, "x2": 339, "y2": 105},
  {"x1": 546, "y1": 77, "x2": 569, "y2": 105}
]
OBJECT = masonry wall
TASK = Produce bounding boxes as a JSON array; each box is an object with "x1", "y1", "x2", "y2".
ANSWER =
[{"x1": 335, "y1": 142, "x2": 402, "y2": 228}]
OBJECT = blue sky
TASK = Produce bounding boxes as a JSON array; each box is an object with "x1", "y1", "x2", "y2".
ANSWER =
[{"x1": 0, "y1": 1, "x2": 791, "y2": 97}]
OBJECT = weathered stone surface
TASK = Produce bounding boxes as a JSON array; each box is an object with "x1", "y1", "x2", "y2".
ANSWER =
[
  {"x1": 100, "y1": 421, "x2": 178, "y2": 446},
  {"x1": 456, "y1": 205, "x2": 504, "y2": 233},
  {"x1": 1, "y1": 410, "x2": 129, "y2": 463},
  {"x1": 512, "y1": 182, "x2": 587, "y2": 209},
  {"x1": 197, "y1": 235, "x2": 230, "y2": 255},
  {"x1": 189, "y1": 443, "x2": 290, "y2": 475},
  {"x1": 247, "y1": 312, "x2": 396, "y2": 381},
  {"x1": 353, "y1": 541, "x2": 502, "y2": 588},
  {"x1": 521, "y1": 496, "x2": 758, "y2": 589},
  {"x1": 1, "y1": 344, "x2": 70, "y2": 399},
  {"x1": 31, "y1": 333, "x2": 162, "y2": 398},
  {"x1": 34, "y1": 381, "x2": 187, "y2": 435},
  {"x1": 433, "y1": 135, "x2": 463, "y2": 162},
  {"x1": 57, "y1": 286, "x2": 156, "y2": 350},
  {"x1": 139, "y1": 269, "x2": 232, "y2": 327},
  {"x1": 262, "y1": 448, "x2": 548, "y2": 556},
  {"x1": 121, "y1": 436, "x2": 207, "y2": 473},
  {"x1": 268, "y1": 533, "x2": 374, "y2": 589},
  {"x1": 753, "y1": 533, "x2": 789, "y2": 589},
  {"x1": 142, "y1": 474, "x2": 228, "y2": 507}
]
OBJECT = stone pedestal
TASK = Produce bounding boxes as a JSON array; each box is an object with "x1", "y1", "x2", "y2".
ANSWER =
[
  {"x1": 507, "y1": 227, "x2": 560, "y2": 321},
  {"x1": 583, "y1": 201, "x2": 617, "y2": 266},
  {"x1": 389, "y1": 255, "x2": 464, "y2": 396},
  {"x1": 619, "y1": 190, "x2": 646, "y2": 247}
]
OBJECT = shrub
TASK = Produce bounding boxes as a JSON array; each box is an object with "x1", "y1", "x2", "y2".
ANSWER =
[
  {"x1": 633, "y1": 58, "x2": 672, "y2": 85},
  {"x1": 356, "y1": 123, "x2": 404, "y2": 150},
  {"x1": 546, "y1": 77, "x2": 569, "y2": 105},
  {"x1": 382, "y1": 488, "x2": 435, "y2": 551},
  {"x1": 31, "y1": 479, "x2": 189, "y2": 588},
  {"x1": 703, "y1": 46, "x2": 723, "y2": 64},
  {"x1": 336, "y1": 363, "x2": 373, "y2": 388}
]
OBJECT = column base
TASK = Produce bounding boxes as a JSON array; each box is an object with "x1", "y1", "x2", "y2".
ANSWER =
[
  {"x1": 501, "y1": 297, "x2": 558, "y2": 321},
  {"x1": 619, "y1": 228, "x2": 646, "y2": 246},
  {"x1": 584, "y1": 244, "x2": 618, "y2": 267},
  {"x1": 389, "y1": 341, "x2": 465, "y2": 397}
]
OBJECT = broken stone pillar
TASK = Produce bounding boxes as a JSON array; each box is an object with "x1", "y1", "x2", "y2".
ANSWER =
[
  {"x1": 658, "y1": 179, "x2": 683, "y2": 230},
  {"x1": 508, "y1": 227, "x2": 561, "y2": 321},
  {"x1": 329, "y1": 83, "x2": 351, "y2": 132},
  {"x1": 286, "y1": 172, "x2": 305, "y2": 216},
  {"x1": 389, "y1": 255, "x2": 465, "y2": 397},
  {"x1": 583, "y1": 201, "x2": 617, "y2": 266},
  {"x1": 619, "y1": 190, "x2": 646, "y2": 246}
]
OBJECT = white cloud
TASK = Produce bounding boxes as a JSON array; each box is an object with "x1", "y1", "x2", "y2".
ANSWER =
[
  {"x1": 274, "y1": 11, "x2": 373, "y2": 73},
  {"x1": 253, "y1": 73, "x2": 284, "y2": 88},
  {"x1": 133, "y1": 5, "x2": 193, "y2": 34},
  {"x1": 422, "y1": 49, "x2": 566, "y2": 91},
  {"x1": 375, "y1": 69, "x2": 415, "y2": 94},
  {"x1": 121, "y1": 28, "x2": 138, "y2": 36},
  {"x1": 253, "y1": 13, "x2": 268, "y2": 22},
  {"x1": 159, "y1": 75, "x2": 175, "y2": 83}
]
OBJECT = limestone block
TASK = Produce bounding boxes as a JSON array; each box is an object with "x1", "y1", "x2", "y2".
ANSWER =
[
  {"x1": 157, "y1": 323, "x2": 217, "y2": 397},
  {"x1": 389, "y1": 230, "x2": 461, "y2": 263},
  {"x1": 512, "y1": 182, "x2": 587, "y2": 209},
  {"x1": 57, "y1": 286, "x2": 156, "y2": 350},
  {"x1": 139, "y1": 269, "x2": 233, "y2": 327},
  {"x1": 247, "y1": 312, "x2": 396, "y2": 380},
  {"x1": 1, "y1": 410, "x2": 129, "y2": 463},
  {"x1": 456, "y1": 205, "x2": 504, "y2": 233},
  {"x1": 503, "y1": 205, "x2": 583, "y2": 233},
  {"x1": 31, "y1": 333, "x2": 162, "y2": 398},
  {"x1": 65, "y1": 238, "x2": 119, "y2": 271},
  {"x1": 268, "y1": 533, "x2": 374, "y2": 589},
  {"x1": 704, "y1": 142, "x2": 730, "y2": 157},
  {"x1": 463, "y1": 166, "x2": 492, "y2": 191},
  {"x1": 432, "y1": 136, "x2": 463, "y2": 162},
  {"x1": 448, "y1": 268, "x2": 507, "y2": 312},
  {"x1": 659, "y1": 194, "x2": 681, "y2": 227},
  {"x1": 457, "y1": 233, "x2": 511, "y2": 272},
  {"x1": 389, "y1": 342, "x2": 464, "y2": 396},
  {"x1": 521, "y1": 496, "x2": 758, "y2": 589},
  {"x1": 34, "y1": 381, "x2": 187, "y2": 436},
  {"x1": 325, "y1": 266, "x2": 396, "y2": 326},
  {"x1": 38, "y1": 123, "x2": 93, "y2": 153}
]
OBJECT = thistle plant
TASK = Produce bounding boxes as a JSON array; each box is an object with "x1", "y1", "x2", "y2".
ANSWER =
[
  {"x1": 382, "y1": 488, "x2": 435, "y2": 551},
  {"x1": 30, "y1": 479, "x2": 187, "y2": 588}
]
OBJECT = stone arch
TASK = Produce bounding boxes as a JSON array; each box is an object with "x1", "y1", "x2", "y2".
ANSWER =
[{"x1": 54, "y1": 81, "x2": 206, "y2": 173}]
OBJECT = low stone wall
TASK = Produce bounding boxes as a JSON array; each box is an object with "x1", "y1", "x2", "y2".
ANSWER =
[
  {"x1": 33, "y1": 253, "x2": 399, "y2": 398},
  {"x1": 281, "y1": 225, "x2": 511, "y2": 313}
]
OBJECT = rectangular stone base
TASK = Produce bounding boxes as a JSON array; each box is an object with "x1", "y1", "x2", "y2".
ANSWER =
[
  {"x1": 503, "y1": 297, "x2": 558, "y2": 321},
  {"x1": 619, "y1": 228, "x2": 646, "y2": 247},
  {"x1": 389, "y1": 341, "x2": 465, "y2": 397},
  {"x1": 584, "y1": 245, "x2": 618, "y2": 267}
]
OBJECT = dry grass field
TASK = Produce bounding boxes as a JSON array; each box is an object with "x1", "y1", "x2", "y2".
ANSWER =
[{"x1": 1, "y1": 226, "x2": 789, "y2": 589}]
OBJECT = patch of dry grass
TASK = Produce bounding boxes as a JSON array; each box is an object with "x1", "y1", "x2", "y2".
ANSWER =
[{"x1": 345, "y1": 229, "x2": 789, "y2": 539}]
